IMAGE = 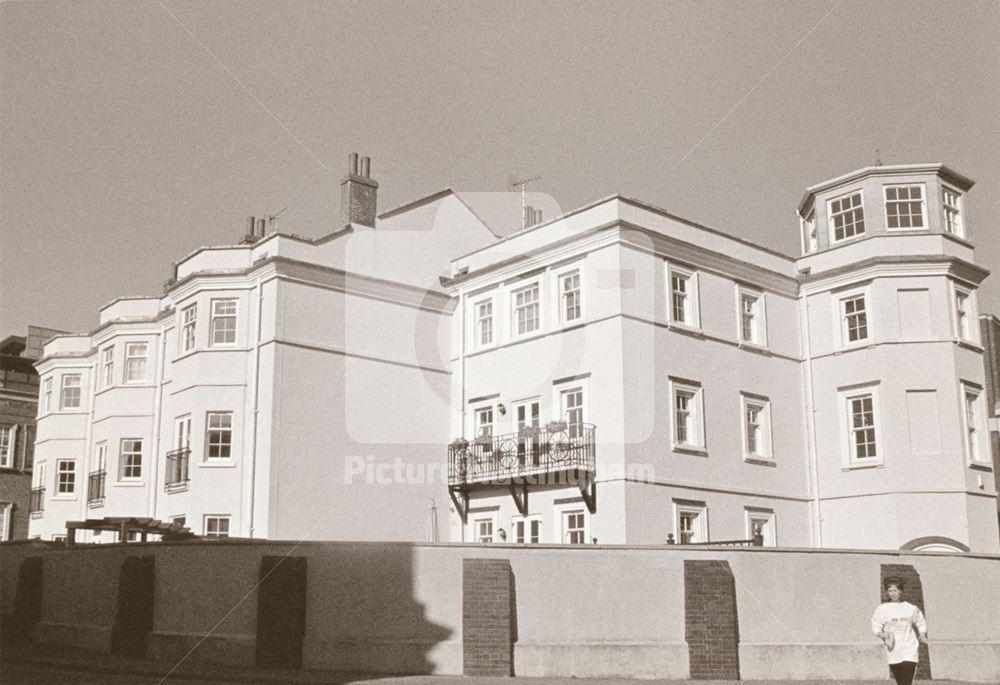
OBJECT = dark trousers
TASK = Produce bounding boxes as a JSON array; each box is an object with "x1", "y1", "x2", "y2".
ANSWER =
[{"x1": 889, "y1": 660, "x2": 917, "y2": 685}]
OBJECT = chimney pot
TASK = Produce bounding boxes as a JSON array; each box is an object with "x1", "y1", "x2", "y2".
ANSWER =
[
  {"x1": 340, "y1": 153, "x2": 379, "y2": 227},
  {"x1": 247, "y1": 216, "x2": 256, "y2": 236},
  {"x1": 256, "y1": 218, "x2": 266, "y2": 237},
  {"x1": 348, "y1": 152, "x2": 359, "y2": 175}
]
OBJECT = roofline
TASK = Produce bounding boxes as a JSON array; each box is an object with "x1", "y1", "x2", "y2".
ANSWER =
[
  {"x1": 377, "y1": 188, "x2": 456, "y2": 220},
  {"x1": 450, "y1": 193, "x2": 796, "y2": 266},
  {"x1": 797, "y1": 163, "x2": 976, "y2": 213}
]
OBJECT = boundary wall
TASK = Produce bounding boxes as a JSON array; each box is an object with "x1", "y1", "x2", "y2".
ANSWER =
[{"x1": 1, "y1": 540, "x2": 998, "y2": 681}]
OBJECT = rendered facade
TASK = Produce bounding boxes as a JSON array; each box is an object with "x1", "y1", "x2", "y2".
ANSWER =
[{"x1": 27, "y1": 160, "x2": 999, "y2": 552}]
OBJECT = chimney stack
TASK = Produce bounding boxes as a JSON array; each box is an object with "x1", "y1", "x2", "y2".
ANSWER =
[{"x1": 340, "y1": 152, "x2": 379, "y2": 228}]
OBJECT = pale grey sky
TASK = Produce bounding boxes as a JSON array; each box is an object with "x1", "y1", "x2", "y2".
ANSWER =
[{"x1": 2, "y1": 0, "x2": 998, "y2": 336}]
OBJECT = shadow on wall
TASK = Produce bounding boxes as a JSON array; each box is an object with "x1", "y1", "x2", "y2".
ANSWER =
[
  {"x1": 301, "y1": 543, "x2": 454, "y2": 674},
  {"x1": 1, "y1": 541, "x2": 454, "y2": 679}
]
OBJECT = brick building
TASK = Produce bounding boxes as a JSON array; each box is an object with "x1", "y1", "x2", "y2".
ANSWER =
[{"x1": 0, "y1": 326, "x2": 61, "y2": 539}]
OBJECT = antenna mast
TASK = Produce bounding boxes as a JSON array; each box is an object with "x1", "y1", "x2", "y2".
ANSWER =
[{"x1": 509, "y1": 175, "x2": 541, "y2": 230}]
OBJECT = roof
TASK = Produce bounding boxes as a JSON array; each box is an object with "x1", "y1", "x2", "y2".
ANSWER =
[{"x1": 797, "y1": 163, "x2": 975, "y2": 214}]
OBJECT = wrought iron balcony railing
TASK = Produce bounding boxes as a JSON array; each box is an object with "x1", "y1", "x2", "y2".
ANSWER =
[
  {"x1": 165, "y1": 447, "x2": 190, "y2": 491},
  {"x1": 448, "y1": 422, "x2": 596, "y2": 487},
  {"x1": 29, "y1": 486, "x2": 44, "y2": 515},
  {"x1": 87, "y1": 470, "x2": 106, "y2": 506}
]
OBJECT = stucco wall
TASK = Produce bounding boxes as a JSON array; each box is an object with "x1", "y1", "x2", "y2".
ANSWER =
[{"x1": 2, "y1": 540, "x2": 998, "y2": 681}]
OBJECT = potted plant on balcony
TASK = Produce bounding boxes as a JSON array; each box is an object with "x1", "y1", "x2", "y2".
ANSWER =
[
  {"x1": 519, "y1": 425, "x2": 540, "y2": 439},
  {"x1": 450, "y1": 437, "x2": 469, "y2": 450},
  {"x1": 546, "y1": 420, "x2": 567, "y2": 433}
]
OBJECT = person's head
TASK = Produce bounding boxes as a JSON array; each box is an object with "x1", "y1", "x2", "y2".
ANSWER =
[{"x1": 884, "y1": 576, "x2": 905, "y2": 602}]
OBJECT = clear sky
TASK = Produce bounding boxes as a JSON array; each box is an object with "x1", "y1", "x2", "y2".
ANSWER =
[{"x1": 2, "y1": 0, "x2": 998, "y2": 336}]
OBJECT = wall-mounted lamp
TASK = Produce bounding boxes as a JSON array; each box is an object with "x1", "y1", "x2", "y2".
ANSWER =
[{"x1": 497, "y1": 402, "x2": 507, "y2": 416}]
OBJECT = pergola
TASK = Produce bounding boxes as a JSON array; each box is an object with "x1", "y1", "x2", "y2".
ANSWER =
[{"x1": 65, "y1": 517, "x2": 196, "y2": 545}]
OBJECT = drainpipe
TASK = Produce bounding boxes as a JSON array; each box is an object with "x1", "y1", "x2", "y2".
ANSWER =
[
  {"x1": 149, "y1": 324, "x2": 168, "y2": 519},
  {"x1": 458, "y1": 290, "x2": 467, "y2": 543},
  {"x1": 799, "y1": 289, "x2": 823, "y2": 547},
  {"x1": 81, "y1": 358, "x2": 98, "y2": 534},
  {"x1": 247, "y1": 275, "x2": 265, "y2": 538}
]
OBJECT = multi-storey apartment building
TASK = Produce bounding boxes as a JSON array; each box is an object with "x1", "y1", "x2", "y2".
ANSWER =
[{"x1": 29, "y1": 160, "x2": 999, "y2": 552}]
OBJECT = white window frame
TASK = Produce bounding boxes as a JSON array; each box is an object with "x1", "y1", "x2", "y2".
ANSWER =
[
  {"x1": 42, "y1": 378, "x2": 52, "y2": 414},
  {"x1": 171, "y1": 514, "x2": 187, "y2": 528},
  {"x1": 745, "y1": 508, "x2": 776, "y2": 547},
  {"x1": 119, "y1": 438, "x2": 143, "y2": 481},
  {"x1": 204, "y1": 515, "x2": 231, "y2": 539},
  {"x1": 828, "y1": 190, "x2": 866, "y2": 243},
  {"x1": 561, "y1": 509, "x2": 588, "y2": 544},
  {"x1": 209, "y1": 298, "x2": 238, "y2": 348},
  {"x1": 124, "y1": 341, "x2": 148, "y2": 384},
  {"x1": 737, "y1": 286, "x2": 766, "y2": 346},
  {"x1": 740, "y1": 393, "x2": 772, "y2": 461},
  {"x1": 838, "y1": 288, "x2": 871, "y2": 346},
  {"x1": 474, "y1": 297, "x2": 494, "y2": 347},
  {"x1": 952, "y1": 283, "x2": 976, "y2": 343},
  {"x1": 55, "y1": 459, "x2": 76, "y2": 496},
  {"x1": 473, "y1": 405, "x2": 495, "y2": 441},
  {"x1": 961, "y1": 383, "x2": 989, "y2": 467},
  {"x1": 673, "y1": 500, "x2": 707, "y2": 544},
  {"x1": 511, "y1": 282, "x2": 541, "y2": 338},
  {"x1": 473, "y1": 516, "x2": 495, "y2": 543},
  {"x1": 175, "y1": 415, "x2": 192, "y2": 450},
  {"x1": 0, "y1": 501, "x2": 11, "y2": 541},
  {"x1": 669, "y1": 378, "x2": 705, "y2": 451},
  {"x1": 839, "y1": 384, "x2": 883, "y2": 467},
  {"x1": 666, "y1": 263, "x2": 699, "y2": 328},
  {"x1": 205, "y1": 411, "x2": 233, "y2": 461},
  {"x1": 559, "y1": 385, "x2": 586, "y2": 439},
  {"x1": 512, "y1": 514, "x2": 542, "y2": 544},
  {"x1": 557, "y1": 267, "x2": 583, "y2": 325},
  {"x1": 942, "y1": 186, "x2": 964, "y2": 238},
  {"x1": 101, "y1": 347, "x2": 114, "y2": 389},
  {"x1": 60, "y1": 374, "x2": 82, "y2": 410},
  {"x1": 0, "y1": 424, "x2": 15, "y2": 468},
  {"x1": 181, "y1": 304, "x2": 197, "y2": 353},
  {"x1": 883, "y1": 184, "x2": 928, "y2": 231}
]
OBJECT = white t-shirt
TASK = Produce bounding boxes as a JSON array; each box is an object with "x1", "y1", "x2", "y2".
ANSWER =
[{"x1": 871, "y1": 600, "x2": 927, "y2": 664}]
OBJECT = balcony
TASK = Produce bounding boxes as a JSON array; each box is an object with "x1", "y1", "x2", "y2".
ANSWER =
[
  {"x1": 29, "y1": 486, "x2": 44, "y2": 516},
  {"x1": 448, "y1": 422, "x2": 596, "y2": 520},
  {"x1": 165, "y1": 448, "x2": 190, "y2": 492},
  {"x1": 88, "y1": 470, "x2": 106, "y2": 507}
]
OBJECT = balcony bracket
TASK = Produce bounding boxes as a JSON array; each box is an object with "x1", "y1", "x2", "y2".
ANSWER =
[
  {"x1": 449, "y1": 487, "x2": 469, "y2": 524},
  {"x1": 579, "y1": 473, "x2": 596, "y2": 514},
  {"x1": 509, "y1": 481, "x2": 528, "y2": 516}
]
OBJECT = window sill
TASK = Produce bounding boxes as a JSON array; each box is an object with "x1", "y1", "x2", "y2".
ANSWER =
[
  {"x1": 29, "y1": 511, "x2": 43, "y2": 519},
  {"x1": 51, "y1": 495, "x2": 78, "y2": 501},
  {"x1": 956, "y1": 339, "x2": 984, "y2": 353},
  {"x1": 165, "y1": 482, "x2": 190, "y2": 493},
  {"x1": 842, "y1": 462, "x2": 884, "y2": 471},
  {"x1": 87, "y1": 499, "x2": 105, "y2": 509},
  {"x1": 113, "y1": 480, "x2": 145, "y2": 487},
  {"x1": 198, "y1": 461, "x2": 237, "y2": 469},
  {"x1": 206, "y1": 344, "x2": 243, "y2": 351},
  {"x1": 743, "y1": 456, "x2": 776, "y2": 467},
  {"x1": 673, "y1": 445, "x2": 708, "y2": 457},
  {"x1": 174, "y1": 348, "x2": 198, "y2": 362},
  {"x1": 666, "y1": 322, "x2": 704, "y2": 338},
  {"x1": 738, "y1": 341, "x2": 771, "y2": 355}
]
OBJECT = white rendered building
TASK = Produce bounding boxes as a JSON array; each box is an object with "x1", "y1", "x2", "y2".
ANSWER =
[{"x1": 29, "y1": 160, "x2": 998, "y2": 552}]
